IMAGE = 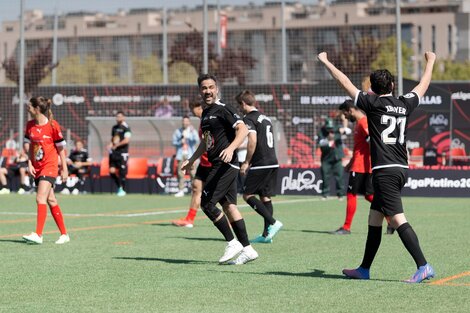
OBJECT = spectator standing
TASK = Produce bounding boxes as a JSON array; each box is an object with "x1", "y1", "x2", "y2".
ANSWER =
[{"x1": 173, "y1": 116, "x2": 199, "y2": 197}]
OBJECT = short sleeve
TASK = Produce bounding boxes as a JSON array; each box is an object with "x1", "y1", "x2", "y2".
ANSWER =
[
  {"x1": 244, "y1": 117, "x2": 256, "y2": 133},
  {"x1": 24, "y1": 122, "x2": 31, "y2": 143},
  {"x1": 52, "y1": 121, "x2": 66, "y2": 146},
  {"x1": 355, "y1": 91, "x2": 372, "y2": 113},
  {"x1": 224, "y1": 105, "x2": 243, "y2": 129},
  {"x1": 399, "y1": 91, "x2": 420, "y2": 114}
]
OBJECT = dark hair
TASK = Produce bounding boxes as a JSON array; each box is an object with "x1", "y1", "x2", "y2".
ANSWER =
[
  {"x1": 197, "y1": 73, "x2": 218, "y2": 87},
  {"x1": 116, "y1": 111, "x2": 125, "y2": 116},
  {"x1": 235, "y1": 90, "x2": 256, "y2": 106},
  {"x1": 182, "y1": 115, "x2": 190, "y2": 120},
  {"x1": 370, "y1": 69, "x2": 394, "y2": 95},
  {"x1": 189, "y1": 98, "x2": 202, "y2": 109},
  {"x1": 338, "y1": 99, "x2": 355, "y2": 111},
  {"x1": 30, "y1": 96, "x2": 54, "y2": 126}
]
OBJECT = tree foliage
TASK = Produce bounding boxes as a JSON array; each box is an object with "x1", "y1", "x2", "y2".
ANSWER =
[
  {"x1": 41, "y1": 55, "x2": 123, "y2": 85},
  {"x1": 169, "y1": 62, "x2": 198, "y2": 84},
  {"x1": 432, "y1": 59, "x2": 470, "y2": 80},
  {"x1": 132, "y1": 55, "x2": 163, "y2": 84},
  {"x1": 371, "y1": 36, "x2": 414, "y2": 79},
  {"x1": 326, "y1": 30, "x2": 380, "y2": 77},
  {"x1": 169, "y1": 23, "x2": 256, "y2": 85},
  {"x1": 2, "y1": 43, "x2": 58, "y2": 93}
]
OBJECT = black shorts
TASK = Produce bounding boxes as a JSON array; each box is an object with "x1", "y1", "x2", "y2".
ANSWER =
[
  {"x1": 348, "y1": 172, "x2": 373, "y2": 195},
  {"x1": 109, "y1": 152, "x2": 129, "y2": 169},
  {"x1": 370, "y1": 167, "x2": 407, "y2": 217},
  {"x1": 195, "y1": 165, "x2": 211, "y2": 182},
  {"x1": 243, "y1": 167, "x2": 278, "y2": 197},
  {"x1": 34, "y1": 175, "x2": 56, "y2": 187},
  {"x1": 201, "y1": 162, "x2": 238, "y2": 208},
  {"x1": 8, "y1": 161, "x2": 28, "y2": 174}
]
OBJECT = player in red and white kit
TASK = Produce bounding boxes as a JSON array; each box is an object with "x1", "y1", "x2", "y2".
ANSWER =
[
  {"x1": 172, "y1": 100, "x2": 211, "y2": 228},
  {"x1": 22, "y1": 96, "x2": 70, "y2": 245},
  {"x1": 331, "y1": 100, "x2": 374, "y2": 235}
]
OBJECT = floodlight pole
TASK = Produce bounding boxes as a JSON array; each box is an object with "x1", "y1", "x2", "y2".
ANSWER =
[
  {"x1": 52, "y1": 2, "x2": 59, "y2": 86},
  {"x1": 396, "y1": 0, "x2": 403, "y2": 95},
  {"x1": 18, "y1": 0, "x2": 25, "y2": 148},
  {"x1": 203, "y1": 0, "x2": 208, "y2": 74},
  {"x1": 163, "y1": 6, "x2": 168, "y2": 84},
  {"x1": 281, "y1": 0, "x2": 287, "y2": 83}
]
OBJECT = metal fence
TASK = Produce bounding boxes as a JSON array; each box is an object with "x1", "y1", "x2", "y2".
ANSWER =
[{"x1": 0, "y1": 0, "x2": 469, "y2": 166}]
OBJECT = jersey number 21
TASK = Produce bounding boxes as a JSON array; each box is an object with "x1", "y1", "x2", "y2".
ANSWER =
[{"x1": 381, "y1": 115, "x2": 406, "y2": 145}]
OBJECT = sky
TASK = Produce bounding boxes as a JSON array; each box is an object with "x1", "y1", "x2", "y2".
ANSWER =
[{"x1": 0, "y1": 0, "x2": 314, "y2": 23}]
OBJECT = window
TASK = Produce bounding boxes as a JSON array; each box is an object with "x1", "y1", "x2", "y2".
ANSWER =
[
  {"x1": 417, "y1": 26, "x2": 422, "y2": 54},
  {"x1": 431, "y1": 25, "x2": 436, "y2": 52},
  {"x1": 448, "y1": 24, "x2": 452, "y2": 54}
]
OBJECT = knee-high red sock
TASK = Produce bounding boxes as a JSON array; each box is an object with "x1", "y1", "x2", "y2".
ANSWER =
[
  {"x1": 186, "y1": 208, "x2": 198, "y2": 222},
  {"x1": 365, "y1": 194, "x2": 374, "y2": 203},
  {"x1": 36, "y1": 203, "x2": 48, "y2": 236},
  {"x1": 343, "y1": 193, "x2": 357, "y2": 231},
  {"x1": 50, "y1": 205, "x2": 67, "y2": 235}
]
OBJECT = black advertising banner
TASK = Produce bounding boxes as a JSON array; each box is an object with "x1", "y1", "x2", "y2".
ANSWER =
[{"x1": 276, "y1": 167, "x2": 470, "y2": 197}]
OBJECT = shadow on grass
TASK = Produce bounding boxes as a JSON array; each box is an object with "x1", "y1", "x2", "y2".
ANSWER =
[
  {"x1": 264, "y1": 269, "x2": 346, "y2": 279},
  {"x1": 177, "y1": 236, "x2": 224, "y2": 242},
  {"x1": 0, "y1": 239, "x2": 28, "y2": 244},
  {"x1": 211, "y1": 268, "x2": 399, "y2": 283},
  {"x1": 300, "y1": 230, "x2": 335, "y2": 235},
  {"x1": 150, "y1": 223, "x2": 175, "y2": 227},
  {"x1": 113, "y1": 256, "x2": 213, "y2": 265}
]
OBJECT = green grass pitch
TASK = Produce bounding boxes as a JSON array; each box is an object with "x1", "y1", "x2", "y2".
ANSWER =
[{"x1": 0, "y1": 194, "x2": 469, "y2": 313}]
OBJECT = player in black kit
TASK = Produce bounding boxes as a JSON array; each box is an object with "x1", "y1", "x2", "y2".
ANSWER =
[
  {"x1": 109, "y1": 111, "x2": 131, "y2": 197},
  {"x1": 318, "y1": 51, "x2": 436, "y2": 283},
  {"x1": 65, "y1": 140, "x2": 92, "y2": 194},
  {"x1": 181, "y1": 74, "x2": 258, "y2": 265},
  {"x1": 236, "y1": 90, "x2": 283, "y2": 244}
]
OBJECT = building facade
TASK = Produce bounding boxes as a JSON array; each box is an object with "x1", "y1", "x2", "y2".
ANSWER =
[{"x1": 0, "y1": 0, "x2": 469, "y2": 85}]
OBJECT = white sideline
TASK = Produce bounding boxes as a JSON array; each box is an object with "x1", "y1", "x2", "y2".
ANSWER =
[{"x1": 0, "y1": 197, "x2": 325, "y2": 218}]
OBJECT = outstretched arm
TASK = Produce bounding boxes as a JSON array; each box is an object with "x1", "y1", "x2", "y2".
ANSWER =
[
  {"x1": 317, "y1": 52, "x2": 359, "y2": 100},
  {"x1": 412, "y1": 52, "x2": 436, "y2": 98}
]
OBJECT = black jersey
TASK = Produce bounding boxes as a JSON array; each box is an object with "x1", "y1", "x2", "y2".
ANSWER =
[
  {"x1": 201, "y1": 100, "x2": 243, "y2": 166},
  {"x1": 111, "y1": 122, "x2": 131, "y2": 153},
  {"x1": 69, "y1": 148, "x2": 90, "y2": 163},
  {"x1": 243, "y1": 109, "x2": 278, "y2": 169},
  {"x1": 355, "y1": 91, "x2": 420, "y2": 170}
]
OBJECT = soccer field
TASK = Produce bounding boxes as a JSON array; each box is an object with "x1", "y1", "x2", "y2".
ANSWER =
[{"x1": 0, "y1": 194, "x2": 468, "y2": 313}]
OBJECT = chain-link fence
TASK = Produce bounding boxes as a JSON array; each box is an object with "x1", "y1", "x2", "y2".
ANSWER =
[{"x1": 1, "y1": 0, "x2": 469, "y2": 166}]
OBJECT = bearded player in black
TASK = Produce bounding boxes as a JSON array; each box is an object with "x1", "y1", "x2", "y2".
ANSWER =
[
  {"x1": 236, "y1": 90, "x2": 283, "y2": 244},
  {"x1": 109, "y1": 111, "x2": 131, "y2": 197},
  {"x1": 318, "y1": 51, "x2": 436, "y2": 283},
  {"x1": 181, "y1": 74, "x2": 258, "y2": 265}
]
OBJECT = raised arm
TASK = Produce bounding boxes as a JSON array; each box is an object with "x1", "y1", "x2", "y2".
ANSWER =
[
  {"x1": 411, "y1": 52, "x2": 436, "y2": 98},
  {"x1": 317, "y1": 52, "x2": 360, "y2": 100}
]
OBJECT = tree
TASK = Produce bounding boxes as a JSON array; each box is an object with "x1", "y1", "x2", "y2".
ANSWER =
[
  {"x1": 326, "y1": 29, "x2": 380, "y2": 77},
  {"x1": 41, "y1": 54, "x2": 123, "y2": 85},
  {"x1": 2, "y1": 43, "x2": 58, "y2": 93},
  {"x1": 169, "y1": 62, "x2": 198, "y2": 84},
  {"x1": 168, "y1": 23, "x2": 257, "y2": 85},
  {"x1": 432, "y1": 59, "x2": 470, "y2": 80},
  {"x1": 132, "y1": 55, "x2": 163, "y2": 84},
  {"x1": 371, "y1": 36, "x2": 414, "y2": 79}
]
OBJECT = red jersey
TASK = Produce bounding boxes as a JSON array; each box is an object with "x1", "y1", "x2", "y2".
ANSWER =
[
  {"x1": 350, "y1": 116, "x2": 372, "y2": 173},
  {"x1": 25, "y1": 119, "x2": 66, "y2": 178},
  {"x1": 198, "y1": 126, "x2": 211, "y2": 167}
]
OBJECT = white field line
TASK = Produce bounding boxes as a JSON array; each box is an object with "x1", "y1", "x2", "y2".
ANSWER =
[{"x1": 0, "y1": 197, "x2": 326, "y2": 218}]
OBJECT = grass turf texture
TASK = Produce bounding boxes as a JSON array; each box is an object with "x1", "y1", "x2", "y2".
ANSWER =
[{"x1": 0, "y1": 195, "x2": 468, "y2": 313}]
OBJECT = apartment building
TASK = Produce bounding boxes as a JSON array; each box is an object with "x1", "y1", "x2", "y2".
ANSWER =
[{"x1": 0, "y1": 0, "x2": 468, "y2": 84}]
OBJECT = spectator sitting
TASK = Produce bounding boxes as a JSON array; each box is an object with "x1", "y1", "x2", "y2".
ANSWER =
[
  {"x1": 155, "y1": 97, "x2": 174, "y2": 117},
  {"x1": 62, "y1": 140, "x2": 92, "y2": 195}
]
